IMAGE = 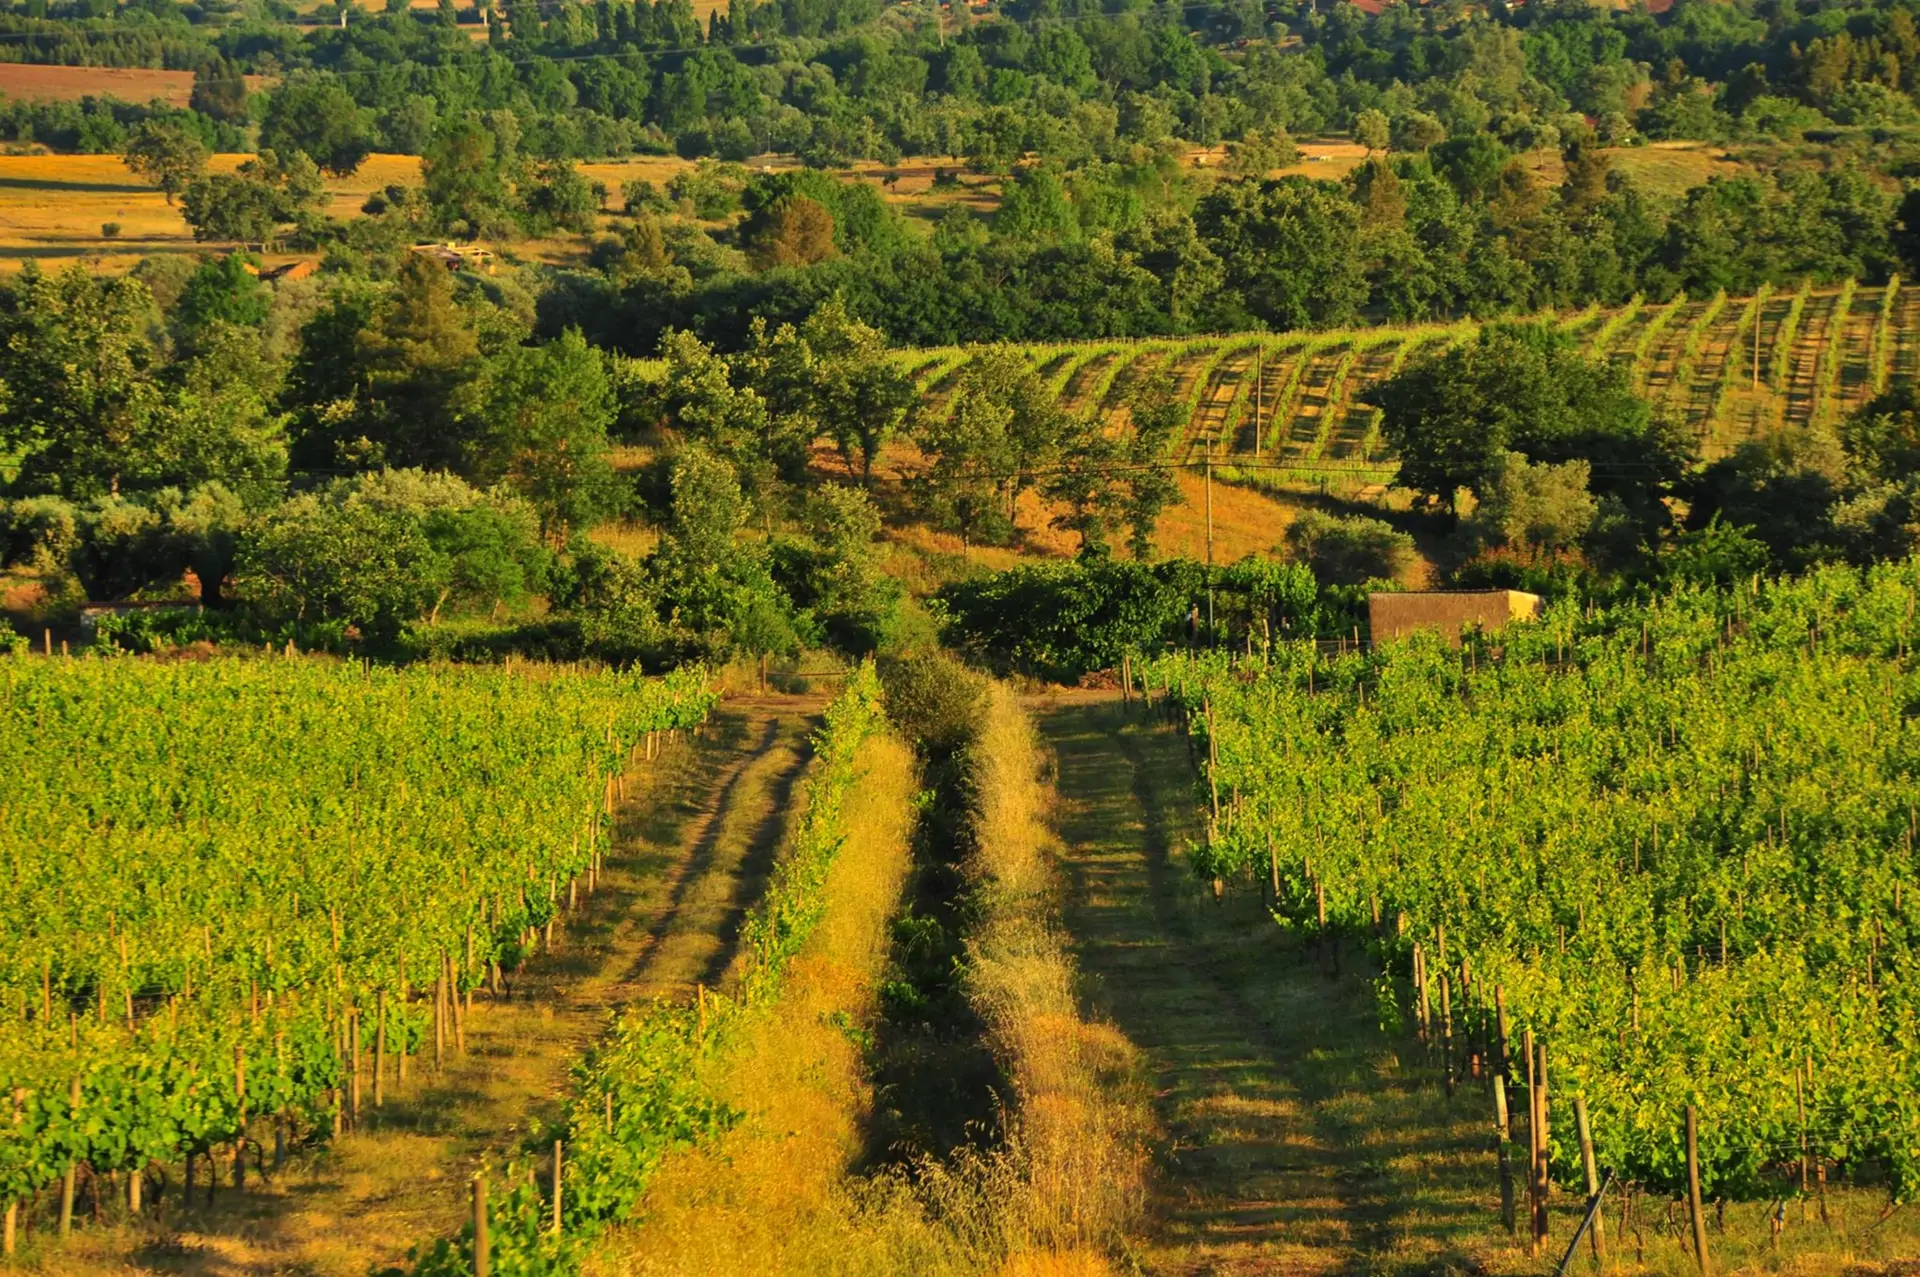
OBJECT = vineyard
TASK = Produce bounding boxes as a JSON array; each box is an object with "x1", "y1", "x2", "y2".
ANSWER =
[
  {"x1": 902, "y1": 281, "x2": 1920, "y2": 480},
  {"x1": 1140, "y1": 559, "x2": 1920, "y2": 1251},
  {"x1": 0, "y1": 656, "x2": 718, "y2": 1258}
]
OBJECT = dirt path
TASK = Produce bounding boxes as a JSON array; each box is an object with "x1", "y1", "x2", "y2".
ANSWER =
[
  {"x1": 1037, "y1": 696, "x2": 1493, "y2": 1277},
  {"x1": 54, "y1": 703, "x2": 818, "y2": 1277}
]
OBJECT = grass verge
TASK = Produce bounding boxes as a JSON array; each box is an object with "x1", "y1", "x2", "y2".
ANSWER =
[{"x1": 955, "y1": 682, "x2": 1153, "y2": 1272}]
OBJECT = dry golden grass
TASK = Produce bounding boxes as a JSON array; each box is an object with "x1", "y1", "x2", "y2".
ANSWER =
[
  {"x1": 0, "y1": 152, "x2": 421, "y2": 270},
  {"x1": 1524, "y1": 140, "x2": 1747, "y2": 199},
  {"x1": 587, "y1": 731, "x2": 986, "y2": 1277},
  {"x1": 959, "y1": 684, "x2": 1153, "y2": 1268},
  {"x1": 0, "y1": 146, "x2": 997, "y2": 271}
]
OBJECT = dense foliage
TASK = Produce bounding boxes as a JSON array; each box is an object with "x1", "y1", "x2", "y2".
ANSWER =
[
  {"x1": 1149, "y1": 559, "x2": 1920, "y2": 1200},
  {"x1": 0, "y1": 656, "x2": 716, "y2": 1226}
]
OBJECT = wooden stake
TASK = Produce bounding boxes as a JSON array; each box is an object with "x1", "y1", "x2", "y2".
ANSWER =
[
  {"x1": 1797, "y1": 1065, "x2": 1811, "y2": 1222},
  {"x1": 349, "y1": 1009, "x2": 361, "y2": 1127},
  {"x1": 1494, "y1": 1074, "x2": 1516, "y2": 1235},
  {"x1": 1575, "y1": 1095, "x2": 1607, "y2": 1268},
  {"x1": 59, "y1": 1075, "x2": 79, "y2": 1236},
  {"x1": 375, "y1": 990, "x2": 387, "y2": 1109},
  {"x1": 1526, "y1": 1031, "x2": 1545, "y2": 1255},
  {"x1": 551, "y1": 1140, "x2": 563, "y2": 1235},
  {"x1": 1686, "y1": 1105, "x2": 1712, "y2": 1275},
  {"x1": 448, "y1": 951, "x2": 466, "y2": 1055}
]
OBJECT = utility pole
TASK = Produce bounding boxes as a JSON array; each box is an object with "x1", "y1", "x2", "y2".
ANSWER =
[{"x1": 1204, "y1": 441, "x2": 1215, "y2": 645}]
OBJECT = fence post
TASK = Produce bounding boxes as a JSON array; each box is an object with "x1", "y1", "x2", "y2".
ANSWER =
[{"x1": 1494, "y1": 1074, "x2": 1516, "y2": 1235}]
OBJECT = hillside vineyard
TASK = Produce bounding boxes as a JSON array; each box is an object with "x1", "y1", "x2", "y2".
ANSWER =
[
  {"x1": 1146, "y1": 560, "x2": 1920, "y2": 1207},
  {"x1": 906, "y1": 282, "x2": 1915, "y2": 473}
]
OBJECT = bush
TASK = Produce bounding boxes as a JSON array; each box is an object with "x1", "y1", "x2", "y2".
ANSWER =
[
  {"x1": 936, "y1": 559, "x2": 1189, "y2": 681},
  {"x1": 0, "y1": 496, "x2": 80, "y2": 572},
  {"x1": 1280, "y1": 510, "x2": 1416, "y2": 586},
  {"x1": 878, "y1": 650, "x2": 986, "y2": 757},
  {"x1": 235, "y1": 471, "x2": 549, "y2": 642}
]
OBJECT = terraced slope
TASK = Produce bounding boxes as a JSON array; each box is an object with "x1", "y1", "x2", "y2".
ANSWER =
[{"x1": 901, "y1": 283, "x2": 1902, "y2": 478}]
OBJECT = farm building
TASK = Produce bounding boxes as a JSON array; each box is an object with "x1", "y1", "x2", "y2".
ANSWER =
[{"x1": 1368, "y1": 589, "x2": 1542, "y2": 645}]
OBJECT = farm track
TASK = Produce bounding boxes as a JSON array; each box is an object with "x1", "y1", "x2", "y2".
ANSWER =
[
  {"x1": 1282, "y1": 347, "x2": 1353, "y2": 461},
  {"x1": 1600, "y1": 305, "x2": 1657, "y2": 367},
  {"x1": 1639, "y1": 299, "x2": 1709, "y2": 404},
  {"x1": 1062, "y1": 349, "x2": 1121, "y2": 411},
  {"x1": 1098, "y1": 346, "x2": 1175, "y2": 422},
  {"x1": 1681, "y1": 297, "x2": 1751, "y2": 429},
  {"x1": 1835, "y1": 286, "x2": 1884, "y2": 415},
  {"x1": 63, "y1": 706, "x2": 817, "y2": 1277},
  {"x1": 1040, "y1": 697, "x2": 1492, "y2": 1276},
  {"x1": 1893, "y1": 288, "x2": 1920, "y2": 390},
  {"x1": 1783, "y1": 291, "x2": 1842, "y2": 431},
  {"x1": 1033, "y1": 351, "x2": 1077, "y2": 388},
  {"x1": 1185, "y1": 345, "x2": 1258, "y2": 461},
  {"x1": 1229, "y1": 343, "x2": 1295, "y2": 455},
  {"x1": 1166, "y1": 346, "x2": 1220, "y2": 417}
]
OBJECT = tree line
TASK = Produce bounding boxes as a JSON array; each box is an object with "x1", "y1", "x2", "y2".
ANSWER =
[{"x1": 14, "y1": 0, "x2": 1920, "y2": 168}]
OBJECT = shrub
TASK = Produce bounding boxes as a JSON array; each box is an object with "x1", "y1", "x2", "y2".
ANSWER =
[
  {"x1": 936, "y1": 559, "x2": 1189, "y2": 681},
  {"x1": 1280, "y1": 510, "x2": 1416, "y2": 586}
]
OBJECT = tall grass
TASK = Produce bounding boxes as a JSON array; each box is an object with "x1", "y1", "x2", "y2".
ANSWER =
[
  {"x1": 956, "y1": 684, "x2": 1151, "y2": 1268},
  {"x1": 583, "y1": 732, "x2": 981, "y2": 1277}
]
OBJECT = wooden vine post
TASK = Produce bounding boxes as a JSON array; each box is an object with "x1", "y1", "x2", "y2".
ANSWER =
[
  {"x1": 1685, "y1": 1105, "x2": 1712, "y2": 1276},
  {"x1": 59, "y1": 1074, "x2": 79, "y2": 1237},
  {"x1": 1574, "y1": 1094, "x2": 1606, "y2": 1269},
  {"x1": 1493, "y1": 1073, "x2": 1516, "y2": 1235},
  {"x1": 1525, "y1": 1031, "x2": 1549, "y2": 1255},
  {"x1": 374, "y1": 989, "x2": 387, "y2": 1109},
  {"x1": 551, "y1": 1140, "x2": 564, "y2": 1236}
]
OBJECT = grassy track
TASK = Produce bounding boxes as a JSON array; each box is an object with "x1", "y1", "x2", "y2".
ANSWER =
[
  {"x1": 1038, "y1": 695, "x2": 1920, "y2": 1276},
  {"x1": 586, "y1": 732, "x2": 958, "y2": 1277},
  {"x1": 43, "y1": 704, "x2": 814, "y2": 1277},
  {"x1": 1040, "y1": 695, "x2": 1495, "y2": 1276}
]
